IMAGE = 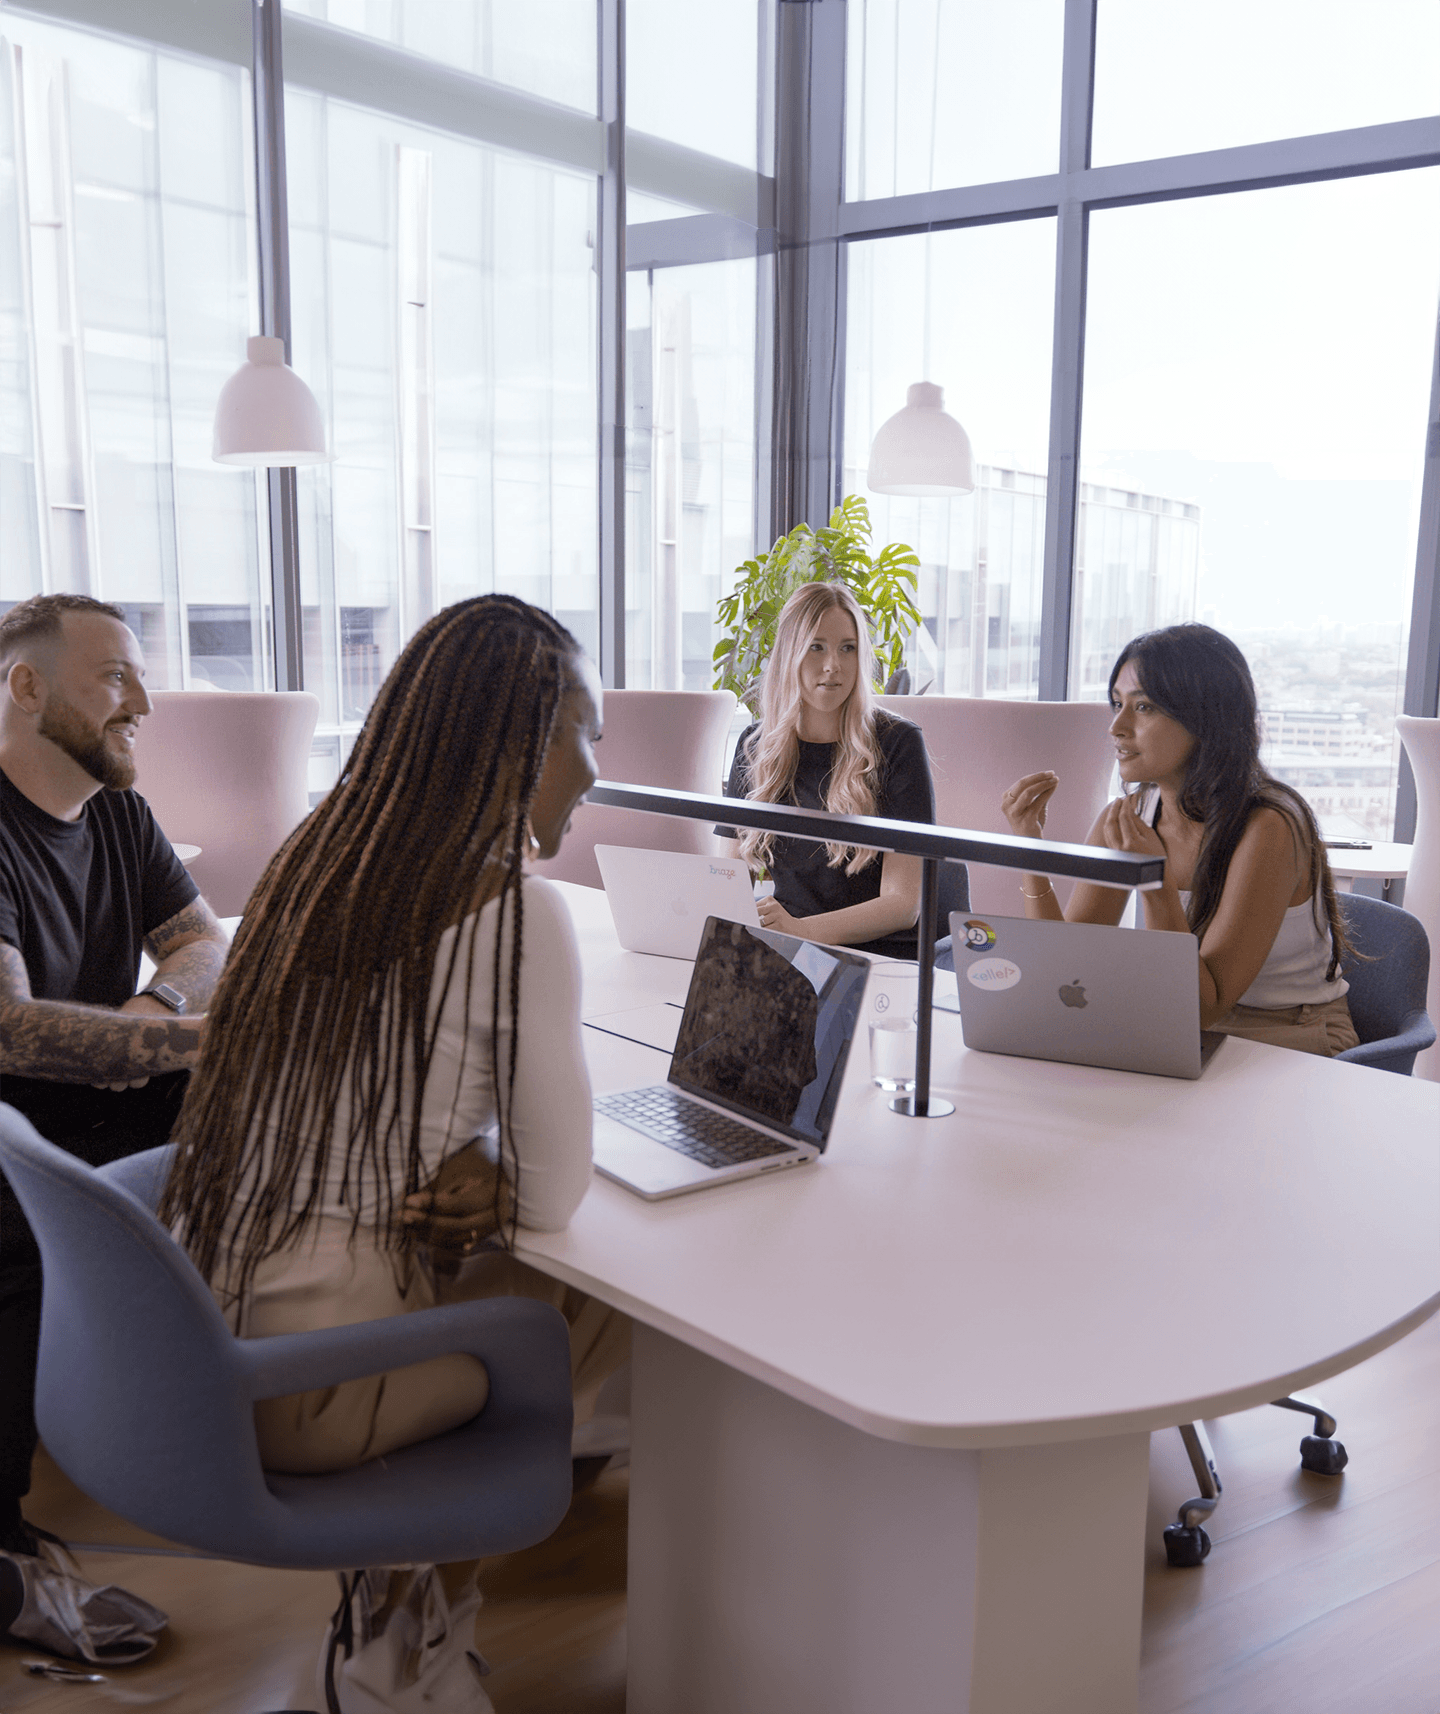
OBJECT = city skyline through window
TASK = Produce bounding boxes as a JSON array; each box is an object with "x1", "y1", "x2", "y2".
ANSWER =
[{"x1": 1082, "y1": 170, "x2": 1440, "y2": 836}]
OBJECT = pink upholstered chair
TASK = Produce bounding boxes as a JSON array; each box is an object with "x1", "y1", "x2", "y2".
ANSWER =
[
  {"x1": 533, "y1": 689, "x2": 737, "y2": 890},
  {"x1": 133, "y1": 690, "x2": 320, "y2": 917},
  {"x1": 876, "y1": 696, "x2": 1117, "y2": 915}
]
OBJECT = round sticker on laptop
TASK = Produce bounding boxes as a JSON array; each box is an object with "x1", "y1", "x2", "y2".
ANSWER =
[
  {"x1": 966, "y1": 957, "x2": 1021, "y2": 991},
  {"x1": 962, "y1": 918, "x2": 997, "y2": 950}
]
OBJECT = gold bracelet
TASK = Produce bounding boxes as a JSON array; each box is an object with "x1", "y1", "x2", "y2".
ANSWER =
[{"x1": 1019, "y1": 879, "x2": 1054, "y2": 900}]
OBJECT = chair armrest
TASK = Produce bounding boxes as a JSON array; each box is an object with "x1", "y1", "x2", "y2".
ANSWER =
[
  {"x1": 1334, "y1": 1010, "x2": 1437, "y2": 1066},
  {"x1": 96, "y1": 1144, "x2": 176, "y2": 1211},
  {"x1": 235, "y1": 1295, "x2": 571, "y2": 1409}
]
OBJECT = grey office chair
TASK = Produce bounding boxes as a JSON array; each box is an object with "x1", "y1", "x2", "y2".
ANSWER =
[
  {"x1": 1332, "y1": 892, "x2": 1435, "y2": 1072},
  {"x1": 0, "y1": 1112, "x2": 575, "y2": 1705},
  {"x1": 1164, "y1": 894, "x2": 1435, "y2": 1567}
]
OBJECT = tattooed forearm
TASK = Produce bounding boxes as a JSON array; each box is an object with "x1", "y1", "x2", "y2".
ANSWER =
[
  {"x1": 144, "y1": 937, "x2": 227, "y2": 1007},
  {"x1": 0, "y1": 996, "x2": 203, "y2": 1082},
  {"x1": 143, "y1": 899, "x2": 229, "y2": 1008}
]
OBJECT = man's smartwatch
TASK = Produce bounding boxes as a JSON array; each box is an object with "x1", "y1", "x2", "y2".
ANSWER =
[{"x1": 141, "y1": 983, "x2": 188, "y2": 1015}]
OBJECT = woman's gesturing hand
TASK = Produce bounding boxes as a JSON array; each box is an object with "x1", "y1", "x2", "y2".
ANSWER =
[
  {"x1": 1001, "y1": 772, "x2": 1059, "y2": 840},
  {"x1": 1099, "y1": 793, "x2": 1168, "y2": 857}
]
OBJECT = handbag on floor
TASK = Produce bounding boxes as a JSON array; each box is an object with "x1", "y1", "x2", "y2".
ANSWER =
[
  {"x1": 0, "y1": 1535, "x2": 168, "y2": 1664},
  {"x1": 318, "y1": 1564, "x2": 493, "y2": 1714}
]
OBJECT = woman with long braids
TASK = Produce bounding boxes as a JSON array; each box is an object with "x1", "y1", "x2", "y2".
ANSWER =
[
  {"x1": 160, "y1": 595, "x2": 623, "y2": 1711},
  {"x1": 720, "y1": 580, "x2": 935, "y2": 958},
  {"x1": 1001, "y1": 622, "x2": 1357, "y2": 1056}
]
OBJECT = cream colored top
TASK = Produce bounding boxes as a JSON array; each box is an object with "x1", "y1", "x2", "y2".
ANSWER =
[
  {"x1": 1178, "y1": 888, "x2": 1348, "y2": 1009},
  {"x1": 205, "y1": 876, "x2": 593, "y2": 1337}
]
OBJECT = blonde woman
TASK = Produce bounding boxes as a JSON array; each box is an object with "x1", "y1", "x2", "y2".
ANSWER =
[{"x1": 719, "y1": 581, "x2": 935, "y2": 958}]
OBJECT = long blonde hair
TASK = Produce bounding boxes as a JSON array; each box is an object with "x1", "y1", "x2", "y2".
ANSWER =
[{"x1": 738, "y1": 581, "x2": 885, "y2": 875}]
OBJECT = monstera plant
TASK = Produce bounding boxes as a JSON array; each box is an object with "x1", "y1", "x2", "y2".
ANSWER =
[{"x1": 712, "y1": 495, "x2": 923, "y2": 714}]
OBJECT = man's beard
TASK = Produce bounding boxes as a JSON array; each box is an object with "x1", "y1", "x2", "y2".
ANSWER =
[{"x1": 37, "y1": 694, "x2": 137, "y2": 790}]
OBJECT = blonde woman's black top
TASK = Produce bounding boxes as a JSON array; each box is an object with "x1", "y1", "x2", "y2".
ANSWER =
[{"x1": 718, "y1": 711, "x2": 935, "y2": 958}]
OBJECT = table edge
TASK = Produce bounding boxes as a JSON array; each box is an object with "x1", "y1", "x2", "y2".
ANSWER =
[{"x1": 514, "y1": 1241, "x2": 1440, "y2": 1449}]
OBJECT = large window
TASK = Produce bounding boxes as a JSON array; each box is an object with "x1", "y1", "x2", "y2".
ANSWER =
[
  {"x1": 1080, "y1": 171, "x2": 1440, "y2": 836},
  {"x1": 832, "y1": 0, "x2": 1440, "y2": 840},
  {"x1": 0, "y1": 12, "x2": 269, "y2": 692},
  {"x1": 622, "y1": 0, "x2": 769, "y2": 693},
  {"x1": 845, "y1": 0, "x2": 1063, "y2": 199},
  {"x1": 282, "y1": 0, "x2": 597, "y2": 114},
  {"x1": 282, "y1": 83, "x2": 598, "y2": 781},
  {"x1": 4, "y1": 1, "x2": 1436, "y2": 842},
  {"x1": 843, "y1": 220, "x2": 1056, "y2": 697},
  {"x1": 625, "y1": 257, "x2": 758, "y2": 691},
  {"x1": 1091, "y1": 0, "x2": 1440, "y2": 166}
]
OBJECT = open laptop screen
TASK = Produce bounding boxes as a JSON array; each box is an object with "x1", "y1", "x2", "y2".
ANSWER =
[{"x1": 668, "y1": 917, "x2": 871, "y2": 1148}]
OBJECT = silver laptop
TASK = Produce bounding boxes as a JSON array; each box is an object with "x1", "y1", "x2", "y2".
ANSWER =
[
  {"x1": 595, "y1": 844, "x2": 762, "y2": 960},
  {"x1": 950, "y1": 912, "x2": 1223, "y2": 1080},
  {"x1": 592, "y1": 915, "x2": 872, "y2": 1199}
]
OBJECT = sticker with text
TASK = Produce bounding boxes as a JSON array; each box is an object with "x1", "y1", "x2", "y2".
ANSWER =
[
  {"x1": 962, "y1": 918, "x2": 997, "y2": 950},
  {"x1": 966, "y1": 957, "x2": 1022, "y2": 992}
]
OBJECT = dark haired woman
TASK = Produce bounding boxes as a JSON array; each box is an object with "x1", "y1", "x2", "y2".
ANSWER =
[
  {"x1": 721, "y1": 580, "x2": 934, "y2": 957},
  {"x1": 160, "y1": 596, "x2": 624, "y2": 1711},
  {"x1": 1000, "y1": 622, "x2": 1357, "y2": 1057}
]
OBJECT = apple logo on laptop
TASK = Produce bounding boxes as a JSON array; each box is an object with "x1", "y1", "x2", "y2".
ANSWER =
[{"x1": 1059, "y1": 979, "x2": 1087, "y2": 1009}]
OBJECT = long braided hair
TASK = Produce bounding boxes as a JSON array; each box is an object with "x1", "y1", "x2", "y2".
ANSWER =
[
  {"x1": 1109, "y1": 623, "x2": 1351, "y2": 977},
  {"x1": 159, "y1": 595, "x2": 581, "y2": 1307}
]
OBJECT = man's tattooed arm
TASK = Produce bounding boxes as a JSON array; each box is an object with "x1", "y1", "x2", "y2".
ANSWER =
[
  {"x1": 0, "y1": 943, "x2": 204, "y2": 1083},
  {"x1": 127, "y1": 898, "x2": 229, "y2": 1016}
]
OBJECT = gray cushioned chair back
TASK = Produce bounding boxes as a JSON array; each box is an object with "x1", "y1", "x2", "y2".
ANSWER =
[
  {"x1": 0, "y1": 1113, "x2": 576, "y2": 1568},
  {"x1": 0, "y1": 1107, "x2": 279, "y2": 1536},
  {"x1": 1334, "y1": 894, "x2": 1435, "y2": 1075}
]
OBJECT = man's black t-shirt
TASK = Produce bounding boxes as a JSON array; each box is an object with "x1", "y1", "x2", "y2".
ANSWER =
[
  {"x1": 720, "y1": 713, "x2": 935, "y2": 959},
  {"x1": 0, "y1": 767, "x2": 198, "y2": 1131},
  {"x1": 0, "y1": 769, "x2": 199, "y2": 1509},
  {"x1": 0, "y1": 769, "x2": 197, "y2": 1005}
]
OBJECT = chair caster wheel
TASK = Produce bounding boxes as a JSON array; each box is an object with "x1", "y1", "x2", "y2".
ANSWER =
[
  {"x1": 1299, "y1": 1435, "x2": 1348, "y2": 1475},
  {"x1": 1163, "y1": 1523, "x2": 1211, "y2": 1568}
]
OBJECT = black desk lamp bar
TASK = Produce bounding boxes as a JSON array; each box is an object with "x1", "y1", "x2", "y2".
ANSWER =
[{"x1": 584, "y1": 782, "x2": 1165, "y2": 1119}]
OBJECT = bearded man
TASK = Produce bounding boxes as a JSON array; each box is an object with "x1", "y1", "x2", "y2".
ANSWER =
[{"x1": 0, "y1": 593, "x2": 227, "y2": 1586}]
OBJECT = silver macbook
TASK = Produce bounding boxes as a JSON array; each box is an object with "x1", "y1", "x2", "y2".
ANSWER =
[
  {"x1": 592, "y1": 915, "x2": 872, "y2": 1199},
  {"x1": 595, "y1": 844, "x2": 762, "y2": 960},
  {"x1": 950, "y1": 912, "x2": 1223, "y2": 1080}
]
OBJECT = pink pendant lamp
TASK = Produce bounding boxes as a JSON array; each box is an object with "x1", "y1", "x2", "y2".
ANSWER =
[
  {"x1": 867, "y1": 382, "x2": 974, "y2": 497},
  {"x1": 213, "y1": 335, "x2": 328, "y2": 467}
]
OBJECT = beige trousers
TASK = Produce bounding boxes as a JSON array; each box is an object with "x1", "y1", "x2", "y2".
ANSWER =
[
  {"x1": 1208, "y1": 992, "x2": 1358, "y2": 1058},
  {"x1": 254, "y1": 1251, "x2": 631, "y2": 1476}
]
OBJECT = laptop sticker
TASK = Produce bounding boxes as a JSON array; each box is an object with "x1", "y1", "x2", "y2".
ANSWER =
[
  {"x1": 962, "y1": 919, "x2": 997, "y2": 950},
  {"x1": 967, "y1": 957, "x2": 1022, "y2": 992}
]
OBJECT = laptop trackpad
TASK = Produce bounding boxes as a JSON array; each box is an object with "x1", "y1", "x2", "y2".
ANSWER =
[{"x1": 591, "y1": 1112, "x2": 715, "y2": 1198}]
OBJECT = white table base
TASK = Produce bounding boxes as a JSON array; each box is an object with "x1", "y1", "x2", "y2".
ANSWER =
[{"x1": 627, "y1": 1325, "x2": 1151, "y2": 1714}]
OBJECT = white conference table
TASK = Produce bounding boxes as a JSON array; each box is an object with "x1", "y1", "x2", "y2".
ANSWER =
[{"x1": 515, "y1": 882, "x2": 1440, "y2": 1714}]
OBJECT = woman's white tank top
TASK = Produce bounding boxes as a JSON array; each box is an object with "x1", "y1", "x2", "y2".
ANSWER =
[{"x1": 1178, "y1": 890, "x2": 1348, "y2": 1009}]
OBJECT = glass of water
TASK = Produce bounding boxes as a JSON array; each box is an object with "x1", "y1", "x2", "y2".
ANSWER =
[{"x1": 866, "y1": 963, "x2": 918, "y2": 1092}]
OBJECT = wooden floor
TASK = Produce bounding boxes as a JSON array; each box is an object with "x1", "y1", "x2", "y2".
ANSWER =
[{"x1": 5, "y1": 1310, "x2": 1439, "y2": 1713}]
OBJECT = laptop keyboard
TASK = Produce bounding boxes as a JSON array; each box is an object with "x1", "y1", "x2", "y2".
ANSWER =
[{"x1": 595, "y1": 1087, "x2": 795, "y2": 1170}]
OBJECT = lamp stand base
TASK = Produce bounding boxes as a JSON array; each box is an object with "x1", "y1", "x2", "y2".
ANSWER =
[{"x1": 889, "y1": 1094, "x2": 956, "y2": 1118}]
